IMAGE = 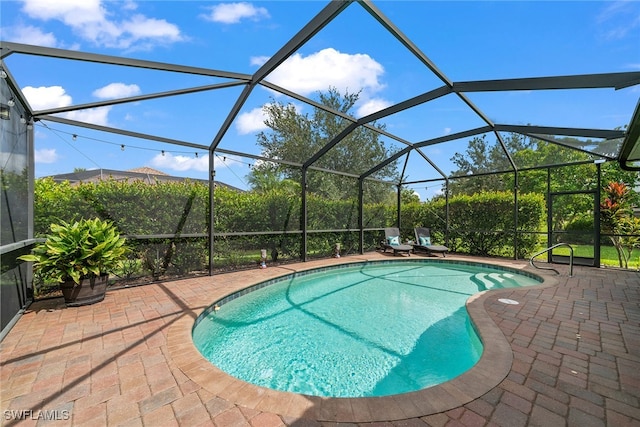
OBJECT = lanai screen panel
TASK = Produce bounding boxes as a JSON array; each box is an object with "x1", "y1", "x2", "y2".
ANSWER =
[
  {"x1": 525, "y1": 134, "x2": 624, "y2": 161},
  {"x1": 1, "y1": 82, "x2": 30, "y2": 246},
  {"x1": 372, "y1": 93, "x2": 491, "y2": 150},
  {"x1": 509, "y1": 135, "x2": 600, "y2": 171},
  {"x1": 397, "y1": 149, "x2": 447, "y2": 200},
  {"x1": 2, "y1": 53, "x2": 249, "y2": 134},
  {"x1": 34, "y1": 87, "x2": 246, "y2": 147},
  {"x1": 0, "y1": 80, "x2": 31, "y2": 331},
  {"x1": 414, "y1": 132, "x2": 515, "y2": 179},
  {"x1": 2, "y1": 0, "x2": 638, "y2": 191},
  {"x1": 462, "y1": 89, "x2": 636, "y2": 134},
  {"x1": 0, "y1": 0, "x2": 639, "y2": 274}
]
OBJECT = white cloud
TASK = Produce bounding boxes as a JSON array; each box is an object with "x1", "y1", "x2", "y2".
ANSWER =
[
  {"x1": 150, "y1": 152, "x2": 246, "y2": 172},
  {"x1": 0, "y1": 152, "x2": 28, "y2": 173},
  {"x1": 21, "y1": 0, "x2": 104, "y2": 23},
  {"x1": 150, "y1": 152, "x2": 209, "y2": 172},
  {"x1": 596, "y1": 1, "x2": 640, "y2": 41},
  {"x1": 235, "y1": 102, "x2": 304, "y2": 135},
  {"x1": 3, "y1": 24, "x2": 58, "y2": 46},
  {"x1": 65, "y1": 107, "x2": 111, "y2": 126},
  {"x1": 202, "y1": 2, "x2": 270, "y2": 24},
  {"x1": 22, "y1": 85, "x2": 111, "y2": 125},
  {"x1": 121, "y1": 15, "x2": 182, "y2": 42},
  {"x1": 34, "y1": 148, "x2": 59, "y2": 164},
  {"x1": 236, "y1": 107, "x2": 268, "y2": 135},
  {"x1": 443, "y1": 127, "x2": 452, "y2": 135},
  {"x1": 20, "y1": 0, "x2": 184, "y2": 50},
  {"x1": 92, "y1": 83, "x2": 141, "y2": 99},
  {"x1": 256, "y1": 48, "x2": 390, "y2": 121},
  {"x1": 122, "y1": 1, "x2": 137, "y2": 12},
  {"x1": 265, "y1": 48, "x2": 385, "y2": 96},
  {"x1": 356, "y1": 98, "x2": 391, "y2": 118},
  {"x1": 22, "y1": 86, "x2": 72, "y2": 110},
  {"x1": 250, "y1": 56, "x2": 269, "y2": 67}
]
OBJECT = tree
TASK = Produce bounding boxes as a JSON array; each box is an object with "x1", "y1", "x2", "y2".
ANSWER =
[
  {"x1": 247, "y1": 168, "x2": 300, "y2": 195},
  {"x1": 400, "y1": 187, "x2": 420, "y2": 204},
  {"x1": 447, "y1": 133, "x2": 635, "y2": 196},
  {"x1": 448, "y1": 133, "x2": 534, "y2": 195},
  {"x1": 249, "y1": 88, "x2": 398, "y2": 203}
]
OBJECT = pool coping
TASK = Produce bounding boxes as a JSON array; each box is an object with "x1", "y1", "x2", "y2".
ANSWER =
[{"x1": 166, "y1": 255, "x2": 559, "y2": 422}]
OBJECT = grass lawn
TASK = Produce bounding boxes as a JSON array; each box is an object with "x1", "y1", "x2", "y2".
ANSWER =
[{"x1": 551, "y1": 244, "x2": 639, "y2": 269}]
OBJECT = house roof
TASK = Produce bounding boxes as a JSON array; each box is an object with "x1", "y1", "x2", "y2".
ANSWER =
[{"x1": 127, "y1": 167, "x2": 168, "y2": 176}]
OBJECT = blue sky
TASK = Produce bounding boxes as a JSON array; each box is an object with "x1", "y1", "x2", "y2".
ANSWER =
[{"x1": 1, "y1": 0, "x2": 639, "y2": 199}]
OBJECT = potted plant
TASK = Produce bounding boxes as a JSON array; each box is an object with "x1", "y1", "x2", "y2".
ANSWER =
[{"x1": 19, "y1": 218, "x2": 128, "y2": 306}]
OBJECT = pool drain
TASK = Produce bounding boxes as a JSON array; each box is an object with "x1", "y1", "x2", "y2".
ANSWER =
[{"x1": 498, "y1": 298, "x2": 519, "y2": 305}]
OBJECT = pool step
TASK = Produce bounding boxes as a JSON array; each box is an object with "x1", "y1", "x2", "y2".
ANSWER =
[{"x1": 471, "y1": 272, "x2": 520, "y2": 291}]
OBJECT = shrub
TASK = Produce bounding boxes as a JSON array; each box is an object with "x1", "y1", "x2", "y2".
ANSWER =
[
  {"x1": 19, "y1": 218, "x2": 128, "y2": 284},
  {"x1": 31, "y1": 179, "x2": 546, "y2": 285},
  {"x1": 410, "y1": 192, "x2": 544, "y2": 257},
  {"x1": 563, "y1": 216, "x2": 595, "y2": 244}
]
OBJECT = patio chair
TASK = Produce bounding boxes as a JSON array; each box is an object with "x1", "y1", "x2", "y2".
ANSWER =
[
  {"x1": 381, "y1": 227, "x2": 413, "y2": 256},
  {"x1": 412, "y1": 227, "x2": 449, "y2": 257}
]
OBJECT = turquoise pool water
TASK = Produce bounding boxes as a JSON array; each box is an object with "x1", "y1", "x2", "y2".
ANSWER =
[{"x1": 192, "y1": 260, "x2": 541, "y2": 397}]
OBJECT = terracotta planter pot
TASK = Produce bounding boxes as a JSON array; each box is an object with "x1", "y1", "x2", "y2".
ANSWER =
[{"x1": 59, "y1": 274, "x2": 109, "y2": 307}]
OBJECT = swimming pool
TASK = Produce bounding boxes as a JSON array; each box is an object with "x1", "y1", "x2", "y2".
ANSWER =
[{"x1": 192, "y1": 260, "x2": 541, "y2": 398}]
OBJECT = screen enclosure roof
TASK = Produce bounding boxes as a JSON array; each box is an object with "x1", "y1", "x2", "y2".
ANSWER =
[{"x1": 1, "y1": 0, "x2": 639, "y2": 186}]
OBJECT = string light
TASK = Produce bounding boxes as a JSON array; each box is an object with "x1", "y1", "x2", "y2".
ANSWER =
[
  {"x1": 215, "y1": 154, "x2": 248, "y2": 187},
  {"x1": 216, "y1": 154, "x2": 254, "y2": 169},
  {"x1": 36, "y1": 123, "x2": 256, "y2": 168},
  {"x1": 7, "y1": 97, "x2": 15, "y2": 107},
  {"x1": 38, "y1": 121, "x2": 101, "y2": 169},
  {"x1": 20, "y1": 115, "x2": 26, "y2": 124},
  {"x1": 0, "y1": 69, "x2": 7, "y2": 79}
]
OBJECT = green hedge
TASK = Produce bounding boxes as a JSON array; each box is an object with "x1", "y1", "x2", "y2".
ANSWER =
[
  {"x1": 447, "y1": 192, "x2": 544, "y2": 257},
  {"x1": 32, "y1": 179, "x2": 545, "y2": 288},
  {"x1": 34, "y1": 178, "x2": 209, "y2": 235},
  {"x1": 401, "y1": 191, "x2": 544, "y2": 257}
]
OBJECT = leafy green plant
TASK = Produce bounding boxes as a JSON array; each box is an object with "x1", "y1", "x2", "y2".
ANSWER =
[
  {"x1": 19, "y1": 218, "x2": 128, "y2": 284},
  {"x1": 418, "y1": 191, "x2": 544, "y2": 257},
  {"x1": 563, "y1": 216, "x2": 594, "y2": 245},
  {"x1": 600, "y1": 182, "x2": 640, "y2": 268},
  {"x1": 117, "y1": 258, "x2": 143, "y2": 280}
]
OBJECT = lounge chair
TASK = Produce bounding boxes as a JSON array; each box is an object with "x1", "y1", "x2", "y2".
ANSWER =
[
  {"x1": 381, "y1": 227, "x2": 413, "y2": 256},
  {"x1": 412, "y1": 227, "x2": 449, "y2": 257}
]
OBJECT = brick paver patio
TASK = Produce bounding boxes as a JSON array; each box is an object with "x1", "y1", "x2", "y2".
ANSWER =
[{"x1": 1, "y1": 253, "x2": 638, "y2": 426}]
